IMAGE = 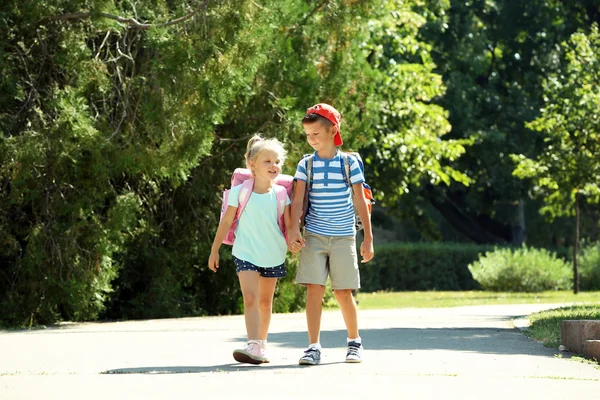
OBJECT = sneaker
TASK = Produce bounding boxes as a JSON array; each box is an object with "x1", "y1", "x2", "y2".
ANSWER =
[
  {"x1": 233, "y1": 341, "x2": 265, "y2": 364},
  {"x1": 346, "y1": 341, "x2": 363, "y2": 363},
  {"x1": 261, "y1": 347, "x2": 270, "y2": 363},
  {"x1": 299, "y1": 347, "x2": 321, "y2": 365}
]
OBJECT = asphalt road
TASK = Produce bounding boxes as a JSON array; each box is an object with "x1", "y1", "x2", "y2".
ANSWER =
[{"x1": 1, "y1": 303, "x2": 599, "y2": 400}]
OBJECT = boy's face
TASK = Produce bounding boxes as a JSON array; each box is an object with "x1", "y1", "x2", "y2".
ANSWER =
[{"x1": 303, "y1": 121, "x2": 336, "y2": 151}]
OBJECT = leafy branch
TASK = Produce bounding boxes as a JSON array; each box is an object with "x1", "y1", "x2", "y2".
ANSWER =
[{"x1": 37, "y1": 1, "x2": 209, "y2": 30}]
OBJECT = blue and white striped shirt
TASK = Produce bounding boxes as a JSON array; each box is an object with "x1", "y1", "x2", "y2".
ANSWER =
[{"x1": 294, "y1": 151, "x2": 365, "y2": 237}]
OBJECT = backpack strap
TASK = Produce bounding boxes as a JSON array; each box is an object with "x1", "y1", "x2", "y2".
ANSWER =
[
  {"x1": 341, "y1": 152, "x2": 351, "y2": 189},
  {"x1": 305, "y1": 154, "x2": 314, "y2": 190},
  {"x1": 235, "y1": 179, "x2": 255, "y2": 220},
  {"x1": 273, "y1": 184, "x2": 288, "y2": 238},
  {"x1": 341, "y1": 152, "x2": 356, "y2": 207},
  {"x1": 301, "y1": 154, "x2": 314, "y2": 228}
]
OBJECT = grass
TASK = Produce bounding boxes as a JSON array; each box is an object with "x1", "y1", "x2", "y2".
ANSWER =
[
  {"x1": 354, "y1": 290, "x2": 600, "y2": 310},
  {"x1": 526, "y1": 304, "x2": 600, "y2": 348}
]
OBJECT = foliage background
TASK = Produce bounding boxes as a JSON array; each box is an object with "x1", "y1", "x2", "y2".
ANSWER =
[{"x1": 1, "y1": 0, "x2": 600, "y2": 327}]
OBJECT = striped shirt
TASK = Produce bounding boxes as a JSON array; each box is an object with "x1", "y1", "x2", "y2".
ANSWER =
[{"x1": 294, "y1": 151, "x2": 365, "y2": 237}]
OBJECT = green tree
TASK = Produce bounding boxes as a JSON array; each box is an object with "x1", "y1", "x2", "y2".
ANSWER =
[
  {"x1": 512, "y1": 24, "x2": 600, "y2": 293},
  {"x1": 364, "y1": 0, "x2": 472, "y2": 206},
  {"x1": 419, "y1": 0, "x2": 600, "y2": 245},
  {"x1": 0, "y1": 0, "x2": 283, "y2": 325}
]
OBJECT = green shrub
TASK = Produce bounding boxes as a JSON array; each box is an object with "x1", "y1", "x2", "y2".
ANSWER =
[
  {"x1": 578, "y1": 243, "x2": 600, "y2": 290},
  {"x1": 273, "y1": 254, "x2": 306, "y2": 313},
  {"x1": 468, "y1": 247, "x2": 572, "y2": 292},
  {"x1": 359, "y1": 242, "x2": 490, "y2": 292}
]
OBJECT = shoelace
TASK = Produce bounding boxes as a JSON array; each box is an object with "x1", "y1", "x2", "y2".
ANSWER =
[
  {"x1": 347, "y1": 343, "x2": 361, "y2": 356},
  {"x1": 304, "y1": 348, "x2": 319, "y2": 359}
]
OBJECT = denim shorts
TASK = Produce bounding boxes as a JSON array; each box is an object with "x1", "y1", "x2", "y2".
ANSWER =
[{"x1": 233, "y1": 256, "x2": 287, "y2": 278}]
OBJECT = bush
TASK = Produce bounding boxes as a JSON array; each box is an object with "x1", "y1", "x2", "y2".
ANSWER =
[
  {"x1": 273, "y1": 254, "x2": 306, "y2": 313},
  {"x1": 468, "y1": 247, "x2": 572, "y2": 292},
  {"x1": 359, "y1": 242, "x2": 490, "y2": 292},
  {"x1": 578, "y1": 243, "x2": 600, "y2": 290}
]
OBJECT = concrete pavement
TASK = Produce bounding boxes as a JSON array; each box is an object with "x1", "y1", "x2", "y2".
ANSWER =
[{"x1": 1, "y1": 303, "x2": 599, "y2": 399}]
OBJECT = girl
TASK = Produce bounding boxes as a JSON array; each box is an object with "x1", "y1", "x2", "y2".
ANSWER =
[{"x1": 208, "y1": 135, "x2": 292, "y2": 364}]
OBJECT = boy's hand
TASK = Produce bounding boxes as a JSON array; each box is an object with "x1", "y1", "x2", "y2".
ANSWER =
[
  {"x1": 208, "y1": 251, "x2": 220, "y2": 272},
  {"x1": 360, "y1": 238, "x2": 374, "y2": 263}
]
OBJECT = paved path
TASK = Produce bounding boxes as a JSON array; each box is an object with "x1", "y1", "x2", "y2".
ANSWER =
[{"x1": 1, "y1": 303, "x2": 599, "y2": 399}]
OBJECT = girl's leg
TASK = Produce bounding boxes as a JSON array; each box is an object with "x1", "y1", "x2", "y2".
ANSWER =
[
  {"x1": 257, "y1": 276, "x2": 278, "y2": 340},
  {"x1": 238, "y1": 271, "x2": 261, "y2": 340}
]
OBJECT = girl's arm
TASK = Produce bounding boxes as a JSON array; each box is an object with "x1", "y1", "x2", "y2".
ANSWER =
[
  {"x1": 208, "y1": 205, "x2": 237, "y2": 272},
  {"x1": 352, "y1": 183, "x2": 374, "y2": 263}
]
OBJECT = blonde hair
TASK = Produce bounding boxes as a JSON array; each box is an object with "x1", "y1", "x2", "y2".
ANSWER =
[{"x1": 244, "y1": 134, "x2": 287, "y2": 168}]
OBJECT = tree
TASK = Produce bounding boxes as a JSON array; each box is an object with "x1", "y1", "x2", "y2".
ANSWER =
[
  {"x1": 361, "y1": 0, "x2": 472, "y2": 210},
  {"x1": 0, "y1": 0, "x2": 286, "y2": 325},
  {"x1": 512, "y1": 24, "x2": 600, "y2": 293},
  {"x1": 419, "y1": 0, "x2": 600, "y2": 245}
]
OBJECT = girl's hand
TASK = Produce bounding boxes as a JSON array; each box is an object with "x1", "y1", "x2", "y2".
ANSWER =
[
  {"x1": 288, "y1": 240, "x2": 303, "y2": 254},
  {"x1": 287, "y1": 229, "x2": 305, "y2": 250},
  {"x1": 208, "y1": 251, "x2": 220, "y2": 272}
]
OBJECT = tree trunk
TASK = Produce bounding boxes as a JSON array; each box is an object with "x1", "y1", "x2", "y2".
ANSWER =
[
  {"x1": 515, "y1": 199, "x2": 526, "y2": 245},
  {"x1": 573, "y1": 192, "x2": 580, "y2": 294}
]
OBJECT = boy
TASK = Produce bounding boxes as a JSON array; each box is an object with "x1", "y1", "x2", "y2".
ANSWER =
[{"x1": 288, "y1": 103, "x2": 374, "y2": 365}]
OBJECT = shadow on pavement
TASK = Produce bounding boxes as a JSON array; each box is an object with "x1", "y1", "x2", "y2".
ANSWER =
[
  {"x1": 241, "y1": 327, "x2": 558, "y2": 357},
  {"x1": 103, "y1": 361, "x2": 347, "y2": 374}
]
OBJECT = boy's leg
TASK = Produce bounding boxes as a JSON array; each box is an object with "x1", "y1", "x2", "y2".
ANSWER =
[
  {"x1": 329, "y1": 235, "x2": 360, "y2": 338},
  {"x1": 296, "y1": 232, "x2": 329, "y2": 365},
  {"x1": 334, "y1": 289, "x2": 358, "y2": 339},
  {"x1": 296, "y1": 232, "x2": 329, "y2": 345},
  {"x1": 329, "y1": 236, "x2": 364, "y2": 362},
  {"x1": 306, "y1": 283, "x2": 326, "y2": 344}
]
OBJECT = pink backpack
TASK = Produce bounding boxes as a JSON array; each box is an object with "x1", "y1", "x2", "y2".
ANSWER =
[{"x1": 221, "y1": 168, "x2": 293, "y2": 245}]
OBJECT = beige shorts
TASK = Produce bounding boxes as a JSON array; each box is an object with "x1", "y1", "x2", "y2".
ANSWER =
[{"x1": 296, "y1": 231, "x2": 360, "y2": 290}]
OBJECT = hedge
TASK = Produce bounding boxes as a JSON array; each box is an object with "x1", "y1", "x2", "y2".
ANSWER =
[{"x1": 359, "y1": 242, "x2": 493, "y2": 292}]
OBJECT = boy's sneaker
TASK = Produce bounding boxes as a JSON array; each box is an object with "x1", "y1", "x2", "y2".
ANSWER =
[
  {"x1": 233, "y1": 341, "x2": 265, "y2": 364},
  {"x1": 298, "y1": 347, "x2": 321, "y2": 365},
  {"x1": 346, "y1": 341, "x2": 363, "y2": 363}
]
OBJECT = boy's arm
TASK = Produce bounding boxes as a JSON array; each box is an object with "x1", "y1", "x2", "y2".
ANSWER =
[
  {"x1": 284, "y1": 204, "x2": 302, "y2": 253},
  {"x1": 352, "y1": 183, "x2": 374, "y2": 263},
  {"x1": 208, "y1": 206, "x2": 237, "y2": 272},
  {"x1": 288, "y1": 179, "x2": 306, "y2": 248}
]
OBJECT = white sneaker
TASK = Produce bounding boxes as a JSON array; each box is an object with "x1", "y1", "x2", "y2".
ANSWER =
[
  {"x1": 299, "y1": 347, "x2": 321, "y2": 365},
  {"x1": 345, "y1": 341, "x2": 363, "y2": 363},
  {"x1": 233, "y1": 341, "x2": 265, "y2": 364},
  {"x1": 261, "y1": 347, "x2": 270, "y2": 363}
]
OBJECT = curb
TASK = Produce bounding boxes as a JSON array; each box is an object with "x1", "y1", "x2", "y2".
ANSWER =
[{"x1": 512, "y1": 317, "x2": 530, "y2": 331}]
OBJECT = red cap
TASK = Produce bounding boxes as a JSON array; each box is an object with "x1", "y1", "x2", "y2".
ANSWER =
[{"x1": 305, "y1": 103, "x2": 343, "y2": 146}]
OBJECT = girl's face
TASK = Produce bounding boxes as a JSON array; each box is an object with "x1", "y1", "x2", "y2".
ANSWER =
[
  {"x1": 303, "y1": 122, "x2": 336, "y2": 151},
  {"x1": 251, "y1": 149, "x2": 283, "y2": 181}
]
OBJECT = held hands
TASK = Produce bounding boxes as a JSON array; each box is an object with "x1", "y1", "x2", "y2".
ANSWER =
[
  {"x1": 208, "y1": 251, "x2": 220, "y2": 272},
  {"x1": 360, "y1": 238, "x2": 374, "y2": 263},
  {"x1": 287, "y1": 229, "x2": 305, "y2": 255}
]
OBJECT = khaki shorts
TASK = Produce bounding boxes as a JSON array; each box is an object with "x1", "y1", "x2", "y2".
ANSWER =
[{"x1": 296, "y1": 231, "x2": 360, "y2": 290}]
